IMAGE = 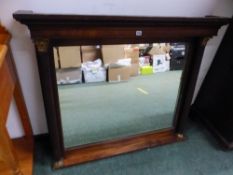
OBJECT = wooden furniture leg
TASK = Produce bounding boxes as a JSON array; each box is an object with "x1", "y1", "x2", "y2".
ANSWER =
[
  {"x1": 13, "y1": 70, "x2": 33, "y2": 138},
  {"x1": 0, "y1": 25, "x2": 33, "y2": 175},
  {"x1": 0, "y1": 115, "x2": 23, "y2": 175}
]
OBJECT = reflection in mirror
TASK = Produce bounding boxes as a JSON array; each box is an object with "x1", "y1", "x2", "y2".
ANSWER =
[{"x1": 53, "y1": 43, "x2": 186, "y2": 148}]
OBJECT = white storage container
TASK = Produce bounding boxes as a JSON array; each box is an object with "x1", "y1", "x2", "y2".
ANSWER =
[
  {"x1": 83, "y1": 67, "x2": 106, "y2": 83},
  {"x1": 82, "y1": 59, "x2": 106, "y2": 83},
  {"x1": 153, "y1": 54, "x2": 170, "y2": 73},
  {"x1": 56, "y1": 67, "x2": 82, "y2": 85}
]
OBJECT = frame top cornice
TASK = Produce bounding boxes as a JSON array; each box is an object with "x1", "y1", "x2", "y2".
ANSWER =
[{"x1": 13, "y1": 10, "x2": 229, "y2": 40}]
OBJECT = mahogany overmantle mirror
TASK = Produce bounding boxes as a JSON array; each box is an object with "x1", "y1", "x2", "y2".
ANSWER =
[{"x1": 13, "y1": 11, "x2": 228, "y2": 168}]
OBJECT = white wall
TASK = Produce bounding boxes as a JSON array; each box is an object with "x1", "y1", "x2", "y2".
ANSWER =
[
  {"x1": 0, "y1": 0, "x2": 232, "y2": 137},
  {"x1": 6, "y1": 100, "x2": 25, "y2": 138},
  {"x1": 192, "y1": 0, "x2": 233, "y2": 101}
]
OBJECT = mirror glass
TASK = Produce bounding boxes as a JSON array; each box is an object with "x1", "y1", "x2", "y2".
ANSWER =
[{"x1": 53, "y1": 43, "x2": 187, "y2": 148}]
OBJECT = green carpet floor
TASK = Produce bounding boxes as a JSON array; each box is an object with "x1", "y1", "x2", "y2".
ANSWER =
[
  {"x1": 34, "y1": 120, "x2": 233, "y2": 175},
  {"x1": 58, "y1": 71, "x2": 182, "y2": 148}
]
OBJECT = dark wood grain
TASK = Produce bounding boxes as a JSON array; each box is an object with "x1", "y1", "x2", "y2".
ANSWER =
[
  {"x1": 13, "y1": 11, "x2": 228, "y2": 27},
  {"x1": 173, "y1": 38, "x2": 207, "y2": 133},
  {"x1": 13, "y1": 11, "x2": 229, "y2": 168},
  {"x1": 35, "y1": 44, "x2": 65, "y2": 161},
  {"x1": 62, "y1": 129, "x2": 184, "y2": 168}
]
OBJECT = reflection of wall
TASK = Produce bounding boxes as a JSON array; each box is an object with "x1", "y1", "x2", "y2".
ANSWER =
[
  {"x1": 193, "y1": 1, "x2": 233, "y2": 102},
  {"x1": 0, "y1": 0, "x2": 232, "y2": 137}
]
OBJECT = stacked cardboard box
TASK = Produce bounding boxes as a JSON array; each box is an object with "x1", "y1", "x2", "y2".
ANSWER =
[
  {"x1": 124, "y1": 46, "x2": 140, "y2": 76},
  {"x1": 58, "y1": 46, "x2": 82, "y2": 68},
  {"x1": 56, "y1": 67, "x2": 82, "y2": 85},
  {"x1": 102, "y1": 45, "x2": 140, "y2": 82},
  {"x1": 102, "y1": 45, "x2": 125, "y2": 65},
  {"x1": 54, "y1": 46, "x2": 83, "y2": 84},
  {"x1": 108, "y1": 64, "x2": 130, "y2": 82},
  {"x1": 102, "y1": 45, "x2": 129, "y2": 82},
  {"x1": 81, "y1": 45, "x2": 101, "y2": 63},
  {"x1": 54, "y1": 45, "x2": 108, "y2": 84},
  {"x1": 149, "y1": 43, "x2": 171, "y2": 55}
]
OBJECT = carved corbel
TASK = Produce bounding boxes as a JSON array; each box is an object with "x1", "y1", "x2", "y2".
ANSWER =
[{"x1": 34, "y1": 38, "x2": 49, "y2": 53}]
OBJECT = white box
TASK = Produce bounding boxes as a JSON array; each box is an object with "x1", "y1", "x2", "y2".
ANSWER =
[
  {"x1": 83, "y1": 67, "x2": 106, "y2": 83},
  {"x1": 56, "y1": 67, "x2": 82, "y2": 85},
  {"x1": 153, "y1": 54, "x2": 170, "y2": 73}
]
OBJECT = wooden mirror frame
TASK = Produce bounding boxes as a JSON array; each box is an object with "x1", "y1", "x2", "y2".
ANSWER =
[{"x1": 13, "y1": 11, "x2": 228, "y2": 168}]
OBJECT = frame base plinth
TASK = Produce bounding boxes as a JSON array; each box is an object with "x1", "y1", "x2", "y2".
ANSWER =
[{"x1": 54, "y1": 129, "x2": 185, "y2": 169}]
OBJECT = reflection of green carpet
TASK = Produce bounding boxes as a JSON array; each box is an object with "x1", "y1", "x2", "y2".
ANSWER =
[{"x1": 58, "y1": 71, "x2": 182, "y2": 148}]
